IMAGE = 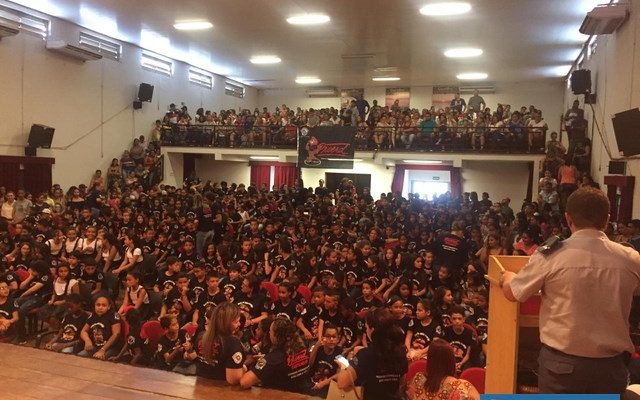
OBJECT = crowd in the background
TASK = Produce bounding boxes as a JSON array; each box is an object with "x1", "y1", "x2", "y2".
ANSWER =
[
  {"x1": 159, "y1": 91, "x2": 555, "y2": 153},
  {"x1": 0, "y1": 164, "x2": 638, "y2": 397}
]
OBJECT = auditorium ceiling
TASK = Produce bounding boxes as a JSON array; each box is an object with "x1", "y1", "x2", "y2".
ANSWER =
[{"x1": 8, "y1": 0, "x2": 602, "y2": 88}]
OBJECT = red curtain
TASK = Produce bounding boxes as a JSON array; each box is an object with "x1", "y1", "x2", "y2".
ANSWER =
[
  {"x1": 250, "y1": 164, "x2": 271, "y2": 190},
  {"x1": 391, "y1": 164, "x2": 462, "y2": 199},
  {"x1": 0, "y1": 156, "x2": 53, "y2": 194},
  {"x1": 274, "y1": 164, "x2": 299, "y2": 188}
]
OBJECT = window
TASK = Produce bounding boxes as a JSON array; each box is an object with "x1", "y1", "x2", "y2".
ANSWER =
[
  {"x1": 0, "y1": 5, "x2": 49, "y2": 37},
  {"x1": 410, "y1": 180, "x2": 450, "y2": 201},
  {"x1": 79, "y1": 32, "x2": 121, "y2": 61},
  {"x1": 141, "y1": 52, "x2": 173, "y2": 76},
  {"x1": 225, "y1": 81, "x2": 245, "y2": 98},
  {"x1": 188, "y1": 67, "x2": 213, "y2": 89}
]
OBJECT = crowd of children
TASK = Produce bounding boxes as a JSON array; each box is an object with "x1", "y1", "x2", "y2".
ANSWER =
[{"x1": 3, "y1": 173, "x2": 634, "y2": 397}]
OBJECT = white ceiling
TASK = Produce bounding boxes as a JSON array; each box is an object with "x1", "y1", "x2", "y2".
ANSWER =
[{"x1": 9, "y1": 0, "x2": 600, "y2": 89}]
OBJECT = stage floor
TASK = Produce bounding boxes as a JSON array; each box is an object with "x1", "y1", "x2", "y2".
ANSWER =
[{"x1": 0, "y1": 343, "x2": 311, "y2": 400}]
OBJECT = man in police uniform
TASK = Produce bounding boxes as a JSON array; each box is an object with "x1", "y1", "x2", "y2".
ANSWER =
[{"x1": 501, "y1": 187, "x2": 640, "y2": 394}]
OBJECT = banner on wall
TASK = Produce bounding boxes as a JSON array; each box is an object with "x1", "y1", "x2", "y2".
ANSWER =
[
  {"x1": 340, "y1": 88, "x2": 364, "y2": 110},
  {"x1": 432, "y1": 85, "x2": 459, "y2": 111},
  {"x1": 298, "y1": 126, "x2": 355, "y2": 169},
  {"x1": 385, "y1": 87, "x2": 410, "y2": 108}
]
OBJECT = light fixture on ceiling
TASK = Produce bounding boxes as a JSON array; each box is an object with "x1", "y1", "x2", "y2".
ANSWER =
[
  {"x1": 372, "y1": 77, "x2": 401, "y2": 81},
  {"x1": 444, "y1": 47, "x2": 483, "y2": 58},
  {"x1": 296, "y1": 76, "x2": 321, "y2": 84},
  {"x1": 327, "y1": 158, "x2": 363, "y2": 162},
  {"x1": 173, "y1": 20, "x2": 213, "y2": 31},
  {"x1": 456, "y1": 72, "x2": 488, "y2": 80},
  {"x1": 250, "y1": 55, "x2": 282, "y2": 64},
  {"x1": 286, "y1": 13, "x2": 330, "y2": 25},
  {"x1": 249, "y1": 156, "x2": 280, "y2": 160},
  {"x1": 403, "y1": 160, "x2": 443, "y2": 164},
  {"x1": 419, "y1": 2, "x2": 471, "y2": 16}
]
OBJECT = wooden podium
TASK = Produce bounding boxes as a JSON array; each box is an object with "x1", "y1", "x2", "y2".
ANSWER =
[{"x1": 485, "y1": 255, "x2": 541, "y2": 394}]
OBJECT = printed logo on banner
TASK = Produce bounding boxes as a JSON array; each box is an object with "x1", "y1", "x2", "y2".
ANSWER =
[{"x1": 298, "y1": 126, "x2": 356, "y2": 169}]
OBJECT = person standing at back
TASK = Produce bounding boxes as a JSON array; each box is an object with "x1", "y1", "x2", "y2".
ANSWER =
[{"x1": 501, "y1": 187, "x2": 640, "y2": 394}]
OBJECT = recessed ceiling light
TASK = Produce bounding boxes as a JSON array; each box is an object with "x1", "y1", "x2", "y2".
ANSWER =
[
  {"x1": 456, "y1": 72, "x2": 488, "y2": 80},
  {"x1": 296, "y1": 76, "x2": 321, "y2": 84},
  {"x1": 372, "y1": 77, "x2": 401, "y2": 81},
  {"x1": 173, "y1": 20, "x2": 213, "y2": 31},
  {"x1": 444, "y1": 48, "x2": 483, "y2": 58},
  {"x1": 250, "y1": 55, "x2": 282, "y2": 64},
  {"x1": 250, "y1": 156, "x2": 279, "y2": 160},
  {"x1": 327, "y1": 158, "x2": 363, "y2": 162},
  {"x1": 403, "y1": 160, "x2": 443, "y2": 164},
  {"x1": 420, "y1": 2, "x2": 472, "y2": 16},
  {"x1": 287, "y1": 13, "x2": 330, "y2": 25}
]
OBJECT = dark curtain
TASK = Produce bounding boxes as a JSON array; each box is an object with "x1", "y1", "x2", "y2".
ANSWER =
[
  {"x1": 23, "y1": 163, "x2": 52, "y2": 195},
  {"x1": 274, "y1": 164, "x2": 299, "y2": 188},
  {"x1": 391, "y1": 164, "x2": 462, "y2": 199},
  {"x1": 0, "y1": 156, "x2": 53, "y2": 194},
  {"x1": 0, "y1": 161, "x2": 20, "y2": 192},
  {"x1": 250, "y1": 164, "x2": 271, "y2": 190}
]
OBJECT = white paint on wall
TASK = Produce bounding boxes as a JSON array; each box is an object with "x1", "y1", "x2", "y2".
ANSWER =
[
  {"x1": 0, "y1": 16, "x2": 257, "y2": 190},
  {"x1": 461, "y1": 160, "x2": 531, "y2": 207},
  {"x1": 194, "y1": 159, "x2": 251, "y2": 187},
  {"x1": 301, "y1": 161, "x2": 394, "y2": 199}
]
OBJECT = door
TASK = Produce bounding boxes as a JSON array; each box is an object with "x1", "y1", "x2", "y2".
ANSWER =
[{"x1": 325, "y1": 173, "x2": 371, "y2": 195}]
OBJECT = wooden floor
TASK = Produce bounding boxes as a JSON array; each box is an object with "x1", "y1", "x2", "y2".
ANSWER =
[{"x1": 0, "y1": 343, "x2": 312, "y2": 400}]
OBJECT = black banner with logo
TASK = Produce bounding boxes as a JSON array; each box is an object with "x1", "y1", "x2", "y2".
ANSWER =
[{"x1": 298, "y1": 126, "x2": 355, "y2": 169}]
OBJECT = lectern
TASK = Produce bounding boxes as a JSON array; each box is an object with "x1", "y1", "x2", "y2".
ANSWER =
[{"x1": 485, "y1": 255, "x2": 541, "y2": 394}]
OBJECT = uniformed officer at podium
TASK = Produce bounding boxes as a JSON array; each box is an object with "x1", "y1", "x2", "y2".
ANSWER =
[{"x1": 501, "y1": 187, "x2": 640, "y2": 394}]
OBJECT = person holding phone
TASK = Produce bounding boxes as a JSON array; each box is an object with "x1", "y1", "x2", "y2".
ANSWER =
[
  {"x1": 308, "y1": 324, "x2": 343, "y2": 397},
  {"x1": 337, "y1": 307, "x2": 407, "y2": 400}
]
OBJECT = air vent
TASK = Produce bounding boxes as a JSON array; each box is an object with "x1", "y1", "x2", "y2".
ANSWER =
[
  {"x1": 341, "y1": 53, "x2": 375, "y2": 59},
  {"x1": 225, "y1": 81, "x2": 245, "y2": 98},
  {"x1": 46, "y1": 40, "x2": 103, "y2": 61},
  {"x1": 0, "y1": 5, "x2": 49, "y2": 37},
  {"x1": 141, "y1": 52, "x2": 173, "y2": 76},
  {"x1": 580, "y1": 3, "x2": 629, "y2": 35},
  {"x1": 459, "y1": 85, "x2": 495, "y2": 94},
  {"x1": 79, "y1": 32, "x2": 121, "y2": 61},
  {"x1": 188, "y1": 68, "x2": 213, "y2": 89},
  {"x1": 0, "y1": 21, "x2": 19, "y2": 39},
  {"x1": 374, "y1": 66, "x2": 398, "y2": 73},
  {"x1": 306, "y1": 87, "x2": 338, "y2": 97}
]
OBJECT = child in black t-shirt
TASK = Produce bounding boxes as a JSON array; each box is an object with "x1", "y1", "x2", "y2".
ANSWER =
[
  {"x1": 193, "y1": 272, "x2": 225, "y2": 326},
  {"x1": 109, "y1": 308, "x2": 150, "y2": 365},
  {"x1": 269, "y1": 281, "x2": 305, "y2": 326},
  {"x1": 0, "y1": 281, "x2": 18, "y2": 340},
  {"x1": 79, "y1": 295, "x2": 121, "y2": 359},
  {"x1": 468, "y1": 289, "x2": 489, "y2": 351},
  {"x1": 220, "y1": 263, "x2": 242, "y2": 301},
  {"x1": 338, "y1": 297, "x2": 363, "y2": 355},
  {"x1": 154, "y1": 256, "x2": 181, "y2": 293},
  {"x1": 320, "y1": 289, "x2": 343, "y2": 331},
  {"x1": 309, "y1": 324, "x2": 343, "y2": 397},
  {"x1": 355, "y1": 280, "x2": 383, "y2": 313},
  {"x1": 434, "y1": 286, "x2": 454, "y2": 327},
  {"x1": 406, "y1": 299, "x2": 443, "y2": 361},
  {"x1": 155, "y1": 314, "x2": 188, "y2": 370},
  {"x1": 301, "y1": 286, "x2": 325, "y2": 341},
  {"x1": 388, "y1": 296, "x2": 411, "y2": 336},
  {"x1": 443, "y1": 305, "x2": 475, "y2": 373},
  {"x1": 79, "y1": 258, "x2": 103, "y2": 300},
  {"x1": 45, "y1": 293, "x2": 86, "y2": 353}
]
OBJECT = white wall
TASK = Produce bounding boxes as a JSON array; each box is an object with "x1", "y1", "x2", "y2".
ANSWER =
[
  {"x1": 301, "y1": 161, "x2": 394, "y2": 198},
  {"x1": 461, "y1": 160, "x2": 531, "y2": 207},
  {"x1": 0, "y1": 13, "x2": 257, "y2": 189},
  {"x1": 563, "y1": 1, "x2": 640, "y2": 218},
  {"x1": 195, "y1": 159, "x2": 251, "y2": 186},
  {"x1": 258, "y1": 80, "x2": 565, "y2": 131}
]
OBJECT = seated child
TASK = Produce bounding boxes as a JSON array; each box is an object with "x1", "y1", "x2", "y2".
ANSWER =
[{"x1": 45, "y1": 293, "x2": 87, "y2": 353}]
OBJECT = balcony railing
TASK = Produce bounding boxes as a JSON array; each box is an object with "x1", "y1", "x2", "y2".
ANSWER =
[{"x1": 160, "y1": 124, "x2": 548, "y2": 154}]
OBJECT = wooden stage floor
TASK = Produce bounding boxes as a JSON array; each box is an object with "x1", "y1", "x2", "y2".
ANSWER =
[{"x1": 0, "y1": 343, "x2": 312, "y2": 400}]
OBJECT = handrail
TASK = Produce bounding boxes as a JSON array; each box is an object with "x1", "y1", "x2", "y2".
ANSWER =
[{"x1": 160, "y1": 124, "x2": 548, "y2": 154}]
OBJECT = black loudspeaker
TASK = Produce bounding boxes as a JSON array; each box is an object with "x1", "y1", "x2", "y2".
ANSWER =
[
  {"x1": 570, "y1": 70, "x2": 591, "y2": 95},
  {"x1": 612, "y1": 108, "x2": 640, "y2": 156},
  {"x1": 138, "y1": 83, "x2": 154, "y2": 102},
  {"x1": 585, "y1": 93, "x2": 597, "y2": 105},
  {"x1": 27, "y1": 124, "x2": 55, "y2": 148},
  {"x1": 24, "y1": 146, "x2": 36, "y2": 157},
  {"x1": 133, "y1": 100, "x2": 142, "y2": 110},
  {"x1": 608, "y1": 161, "x2": 626, "y2": 174}
]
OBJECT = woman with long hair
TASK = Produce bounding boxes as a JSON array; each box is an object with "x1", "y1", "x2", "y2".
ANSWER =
[
  {"x1": 240, "y1": 317, "x2": 311, "y2": 393},
  {"x1": 193, "y1": 302, "x2": 244, "y2": 384},
  {"x1": 406, "y1": 339, "x2": 480, "y2": 400},
  {"x1": 337, "y1": 307, "x2": 407, "y2": 400}
]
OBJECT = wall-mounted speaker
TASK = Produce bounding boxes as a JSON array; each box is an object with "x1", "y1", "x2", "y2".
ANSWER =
[
  {"x1": 612, "y1": 108, "x2": 640, "y2": 156},
  {"x1": 570, "y1": 70, "x2": 591, "y2": 95},
  {"x1": 138, "y1": 83, "x2": 154, "y2": 102},
  {"x1": 27, "y1": 124, "x2": 55, "y2": 148}
]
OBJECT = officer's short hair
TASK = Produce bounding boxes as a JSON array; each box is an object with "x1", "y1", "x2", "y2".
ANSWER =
[{"x1": 566, "y1": 187, "x2": 609, "y2": 229}]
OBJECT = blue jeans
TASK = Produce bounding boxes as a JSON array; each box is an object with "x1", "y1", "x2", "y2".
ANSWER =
[
  {"x1": 15, "y1": 295, "x2": 45, "y2": 337},
  {"x1": 77, "y1": 347, "x2": 118, "y2": 359}
]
